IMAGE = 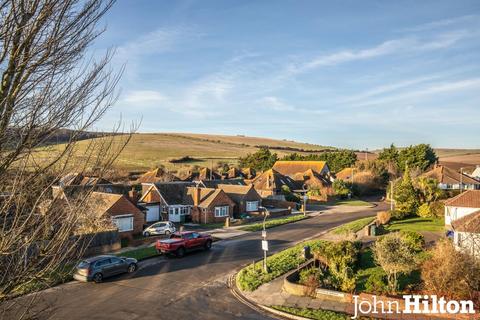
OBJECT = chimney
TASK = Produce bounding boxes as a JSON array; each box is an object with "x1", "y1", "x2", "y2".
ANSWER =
[{"x1": 193, "y1": 187, "x2": 201, "y2": 206}]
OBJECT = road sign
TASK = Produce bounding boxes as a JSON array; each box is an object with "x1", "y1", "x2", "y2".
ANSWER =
[{"x1": 262, "y1": 240, "x2": 269, "y2": 251}]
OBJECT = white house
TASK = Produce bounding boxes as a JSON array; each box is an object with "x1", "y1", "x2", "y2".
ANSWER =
[
  {"x1": 423, "y1": 165, "x2": 480, "y2": 191},
  {"x1": 469, "y1": 166, "x2": 480, "y2": 180},
  {"x1": 444, "y1": 190, "x2": 480, "y2": 226}
]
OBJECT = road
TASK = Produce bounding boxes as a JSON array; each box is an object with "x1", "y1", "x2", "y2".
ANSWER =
[{"x1": 8, "y1": 203, "x2": 387, "y2": 320}]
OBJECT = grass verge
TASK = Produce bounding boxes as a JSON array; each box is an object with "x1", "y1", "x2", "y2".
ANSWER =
[
  {"x1": 236, "y1": 240, "x2": 328, "y2": 291},
  {"x1": 271, "y1": 306, "x2": 349, "y2": 320},
  {"x1": 384, "y1": 216, "x2": 444, "y2": 233},
  {"x1": 116, "y1": 245, "x2": 160, "y2": 261},
  {"x1": 239, "y1": 215, "x2": 308, "y2": 232},
  {"x1": 331, "y1": 217, "x2": 375, "y2": 235}
]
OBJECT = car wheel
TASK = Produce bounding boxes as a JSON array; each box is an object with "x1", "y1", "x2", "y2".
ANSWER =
[
  {"x1": 204, "y1": 240, "x2": 212, "y2": 250},
  {"x1": 165, "y1": 230, "x2": 171, "y2": 235},
  {"x1": 176, "y1": 247, "x2": 185, "y2": 258},
  {"x1": 93, "y1": 273, "x2": 103, "y2": 283},
  {"x1": 144, "y1": 231, "x2": 150, "y2": 237},
  {"x1": 127, "y1": 263, "x2": 137, "y2": 273}
]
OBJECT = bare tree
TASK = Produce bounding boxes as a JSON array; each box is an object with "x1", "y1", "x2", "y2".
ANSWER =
[{"x1": 0, "y1": 1, "x2": 132, "y2": 319}]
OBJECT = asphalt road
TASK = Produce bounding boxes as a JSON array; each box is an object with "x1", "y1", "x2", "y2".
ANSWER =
[{"x1": 9, "y1": 203, "x2": 387, "y2": 320}]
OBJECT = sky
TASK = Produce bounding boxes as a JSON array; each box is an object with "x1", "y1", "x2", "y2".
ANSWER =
[{"x1": 91, "y1": 0, "x2": 480, "y2": 149}]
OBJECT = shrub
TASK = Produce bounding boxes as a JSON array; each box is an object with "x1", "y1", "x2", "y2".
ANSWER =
[
  {"x1": 333, "y1": 179, "x2": 351, "y2": 198},
  {"x1": 373, "y1": 233, "x2": 417, "y2": 293},
  {"x1": 417, "y1": 203, "x2": 432, "y2": 218},
  {"x1": 429, "y1": 201, "x2": 444, "y2": 218},
  {"x1": 421, "y1": 240, "x2": 480, "y2": 302},
  {"x1": 390, "y1": 209, "x2": 408, "y2": 220},
  {"x1": 393, "y1": 170, "x2": 419, "y2": 218},
  {"x1": 399, "y1": 231, "x2": 425, "y2": 252},
  {"x1": 365, "y1": 271, "x2": 389, "y2": 295},
  {"x1": 299, "y1": 267, "x2": 322, "y2": 297},
  {"x1": 377, "y1": 211, "x2": 391, "y2": 225}
]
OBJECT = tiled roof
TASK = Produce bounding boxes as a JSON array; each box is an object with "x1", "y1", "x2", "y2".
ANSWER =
[
  {"x1": 452, "y1": 210, "x2": 480, "y2": 233},
  {"x1": 445, "y1": 190, "x2": 480, "y2": 208},
  {"x1": 216, "y1": 184, "x2": 259, "y2": 203},
  {"x1": 294, "y1": 169, "x2": 331, "y2": 188},
  {"x1": 251, "y1": 169, "x2": 299, "y2": 191},
  {"x1": 422, "y1": 165, "x2": 480, "y2": 185},
  {"x1": 201, "y1": 178, "x2": 245, "y2": 188},
  {"x1": 137, "y1": 168, "x2": 177, "y2": 183},
  {"x1": 335, "y1": 167, "x2": 354, "y2": 180},
  {"x1": 87, "y1": 192, "x2": 123, "y2": 216},
  {"x1": 184, "y1": 187, "x2": 228, "y2": 208},
  {"x1": 154, "y1": 182, "x2": 196, "y2": 205},
  {"x1": 272, "y1": 161, "x2": 328, "y2": 177}
]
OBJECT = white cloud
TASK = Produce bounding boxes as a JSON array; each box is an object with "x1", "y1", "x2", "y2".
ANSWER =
[
  {"x1": 122, "y1": 90, "x2": 166, "y2": 105},
  {"x1": 400, "y1": 15, "x2": 479, "y2": 32}
]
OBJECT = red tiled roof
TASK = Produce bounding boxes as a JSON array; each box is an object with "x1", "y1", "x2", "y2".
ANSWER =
[
  {"x1": 272, "y1": 161, "x2": 328, "y2": 177},
  {"x1": 445, "y1": 190, "x2": 480, "y2": 208},
  {"x1": 422, "y1": 165, "x2": 479, "y2": 185},
  {"x1": 452, "y1": 210, "x2": 480, "y2": 233}
]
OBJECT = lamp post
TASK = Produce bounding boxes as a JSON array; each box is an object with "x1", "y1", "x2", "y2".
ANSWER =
[{"x1": 262, "y1": 210, "x2": 270, "y2": 272}]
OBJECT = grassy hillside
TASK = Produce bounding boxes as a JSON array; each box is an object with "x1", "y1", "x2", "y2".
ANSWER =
[{"x1": 33, "y1": 133, "x2": 332, "y2": 171}]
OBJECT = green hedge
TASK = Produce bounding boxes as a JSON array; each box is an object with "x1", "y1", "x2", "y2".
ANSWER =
[
  {"x1": 236, "y1": 240, "x2": 328, "y2": 291},
  {"x1": 272, "y1": 306, "x2": 349, "y2": 320}
]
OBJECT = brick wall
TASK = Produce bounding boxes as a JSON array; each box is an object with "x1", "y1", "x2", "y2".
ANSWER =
[
  {"x1": 107, "y1": 196, "x2": 145, "y2": 239},
  {"x1": 191, "y1": 191, "x2": 235, "y2": 224}
]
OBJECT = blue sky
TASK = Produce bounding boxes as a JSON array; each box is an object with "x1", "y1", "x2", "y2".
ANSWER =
[{"x1": 92, "y1": 0, "x2": 480, "y2": 149}]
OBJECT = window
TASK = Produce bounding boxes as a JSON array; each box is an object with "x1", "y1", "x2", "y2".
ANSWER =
[
  {"x1": 112, "y1": 215, "x2": 134, "y2": 232},
  {"x1": 246, "y1": 201, "x2": 259, "y2": 212},
  {"x1": 95, "y1": 259, "x2": 111, "y2": 267},
  {"x1": 214, "y1": 206, "x2": 229, "y2": 217}
]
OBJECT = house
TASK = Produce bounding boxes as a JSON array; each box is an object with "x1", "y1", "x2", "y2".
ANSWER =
[
  {"x1": 444, "y1": 190, "x2": 480, "y2": 227},
  {"x1": 84, "y1": 192, "x2": 145, "y2": 240},
  {"x1": 335, "y1": 167, "x2": 355, "y2": 182},
  {"x1": 136, "y1": 167, "x2": 177, "y2": 183},
  {"x1": 451, "y1": 210, "x2": 480, "y2": 258},
  {"x1": 469, "y1": 166, "x2": 480, "y2": 179},
  {"x1": 185, "y1": 187, "x2": 235, "y2": 224},
  {"x1": 293, "y1": 169, "x2": 333, "y2": 201},
  {"x1": 272, "y1": 161, "x2": 331, "y2": 178},
  {"x1": 198, "y1": 167, "x2": 222, "y2": 181},
  {"x1": 241, "y1": 167, "x2": 256, "y2": 179},
  {"x1": 216, "y1": 184, "x2": 262, "y2": 217},
  {"x1": 422, "y1": 165, "x2": 480, "y2": 190},
  {"x1": 199, "y1": 178, "x2": 245, "y2": 188},
  {"x1": 138, "y1": 182, "x2": 195, "y2": 223},
  {"x1": 250, "y1": 169, "x2": 299, "y2": 199},
  {"x1": 58, "y1": 173, "x2": 111, "y2": 187}
]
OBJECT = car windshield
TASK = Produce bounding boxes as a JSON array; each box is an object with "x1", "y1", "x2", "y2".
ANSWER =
[{"x1": 77, "y1": 261, "x2": 90, "y2": 269}]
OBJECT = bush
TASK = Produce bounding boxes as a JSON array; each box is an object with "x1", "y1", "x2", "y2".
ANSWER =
[
  {"x1": 390, "y1": 209, "x2": 408, "y2": 220},
  {"x1": 399, "y1": 231, "x2": 425, "y2": 252},
  {"x1": 377, "y1": 211, "x2": 391, "y2": 225},
  {"x1": 421, "y1": 240, "x2": 480, "y2": 302},
  {"x1": 299, "y1": 267, "x2": 323, "y2": 297},
  {"x1": 333, "y1": 179, "x2": 351, "y2": 198},
  {"x1": 417, "y1": 203, "x2": 431, "y2": 218},
  {"x1": 365, "y1": 271, "x2": 389, "y2": 295}
]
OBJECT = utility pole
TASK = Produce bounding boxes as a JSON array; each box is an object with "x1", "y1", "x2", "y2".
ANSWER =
[
  {"x1": 390, "y1": 180, "x2": 394, "y2": 211},
  {"x1": 261, "y1": 211, "x2": 270, "y2": 272},
  {"x1": 460, "y1": 167, "x2": 464, "y2": 193}
]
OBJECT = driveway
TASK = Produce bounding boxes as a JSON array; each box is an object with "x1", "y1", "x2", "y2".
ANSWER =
[{"x1": 4, "y1": 202, "x2": 387, "y2": 320}]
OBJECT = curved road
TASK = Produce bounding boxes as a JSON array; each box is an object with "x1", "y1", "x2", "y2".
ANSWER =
[{"x1": 14, "y1": 203, "x2": 387, "y2": 320}]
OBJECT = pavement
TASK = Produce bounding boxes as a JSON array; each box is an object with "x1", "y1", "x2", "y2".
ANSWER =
[{"x1": 3, "y1": 202, "x2": 388, "y2": 320}]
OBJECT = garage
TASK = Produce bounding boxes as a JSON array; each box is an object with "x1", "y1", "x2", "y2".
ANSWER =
[{"x1": 145, "y1": 204, "x2": 160, "y2": 222}]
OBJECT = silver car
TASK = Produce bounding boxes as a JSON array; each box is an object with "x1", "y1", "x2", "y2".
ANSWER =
[
  {"x1": 73, "y1": 255, "x2": 138, "y2": 283},
  {"x1": 143, "y1": 221, "x2": 176, "y2": 237}
]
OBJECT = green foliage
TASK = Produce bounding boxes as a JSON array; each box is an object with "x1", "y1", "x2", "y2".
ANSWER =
[
  {"x1": 332, "y1": 217, "x2": 375, "y2": 235},
  {"x1": 393, "y1": 169, "x2": 419, "y2": 218},
  {"x1": 373, "y1": 233, "x2": 418, "y2": 293},
  {"x1": 281, "y1": 185, "x2": 300, "y2": 202},
  {"x1": 271, "y1": 306, "x2": 350, "y2": 320},
  {"x1": 333, "y1": 179, "x2": 351, "y2": 198},
  {"x1": 418, "y1": 201, "x2": 444, "y2": 218},
  {"x1": 236, "y1": 240, "x2": 329, "y2": 291},
  {"x1": 299, "y1": 266, "x2": 323, "y2": 285},
  {"x1": 399, "y1": 231, "x2": 425, "y2": 253},
  {"x1": 281, "y1": 150, "x2": 357, "y2": 173},
  {"x1": 239, "y1": 215, "x2": 308, "y2": 232},
  {"x1": 416, "y1": 177, "x2": 441, "y2": 204},
  {"x1": 238, "y1": 147, "x2": 278, "y2": 171},
  {"x1": 364, "y1": 270, "x2": 389, "y2": 295},
  {"x1": 378, "y1": 143, "x2": 437, "y2": 174}
]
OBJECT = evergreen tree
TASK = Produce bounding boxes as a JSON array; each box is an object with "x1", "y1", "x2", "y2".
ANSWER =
[{"x1": 393, "y1": 167, "x2": 419, "y2": 218}]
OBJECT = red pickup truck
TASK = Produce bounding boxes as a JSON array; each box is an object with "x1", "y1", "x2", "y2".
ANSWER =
[{"x1": 156, "y1": 231, "x2": 213, "y2": 257}]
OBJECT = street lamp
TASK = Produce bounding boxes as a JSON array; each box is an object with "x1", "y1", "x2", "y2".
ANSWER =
[{"x1": 261, "y1": 210, "x2": 270, "y2": 272}]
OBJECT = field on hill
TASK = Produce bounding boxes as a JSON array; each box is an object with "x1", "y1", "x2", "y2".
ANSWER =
[{"x1": 32, "y1": 133, "x2": 332, "y2": 172}]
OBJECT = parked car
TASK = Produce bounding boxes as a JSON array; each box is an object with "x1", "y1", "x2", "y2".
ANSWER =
[
  {"x1": 155, "y1": 231, "x2": 212, "y2": 258},
  {"x1": 73, "y1": 255, "x2": 138, "y2": 283},
  {"x1": 143, "y1": 221, "x2": 176, "y2": 237}
]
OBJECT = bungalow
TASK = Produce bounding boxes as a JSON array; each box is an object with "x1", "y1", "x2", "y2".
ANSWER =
[
  {"x1": 335, "y1": 167, "x2": 355, "y2": 182},
  {"x1": 250, "y1": 169, "x2": 299, "y2": 199},
  {"x1": 272, "y1": 160, "x2": 331, "y2": 178},
  {"x1": 186, "y1": 187, "x2": 235, "y2": 224},
  {"x1": 216, "y1": 184, "x2": 262, "y2": 217},
  {"x1": 444, "y1": 190, "x2": 480, "y2": 227},
  {"x1": 138, "y1": 182, "x2": 195, "y2": 223},
  {"x1": 422, "y1": 165, "x2": 480, "y2": 190},
  {"x1": 84, "y1": 192, "x2": 145, "y2": 240},
  {"x1": 451, "y1": 210, "x2": 480, "y2": 258},
  {"x1": 294, "y1": 169, "x2": 333, "y2": 201}
]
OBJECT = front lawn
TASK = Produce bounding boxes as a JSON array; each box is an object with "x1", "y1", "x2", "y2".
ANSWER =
[
  {"x1": 117, "y1": 245, "x2": 160, "y2": 261},
  {"x1": 239, "y1": 215, "x2": 308, "y2": 232},
  {"x1": 384, "y1": 216, "x2": 444, "y2": 233},
  {"x1": 272, "y1": 306, "x2": 349, "y2": 320},
  {"x1": 331, "y1": 217, "x2": 375, "y2": 235}
]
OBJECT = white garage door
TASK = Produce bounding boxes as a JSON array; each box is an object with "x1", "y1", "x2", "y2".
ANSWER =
[{"x1": 146, "y1": 205, "x2": 160, "y2": 222}]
